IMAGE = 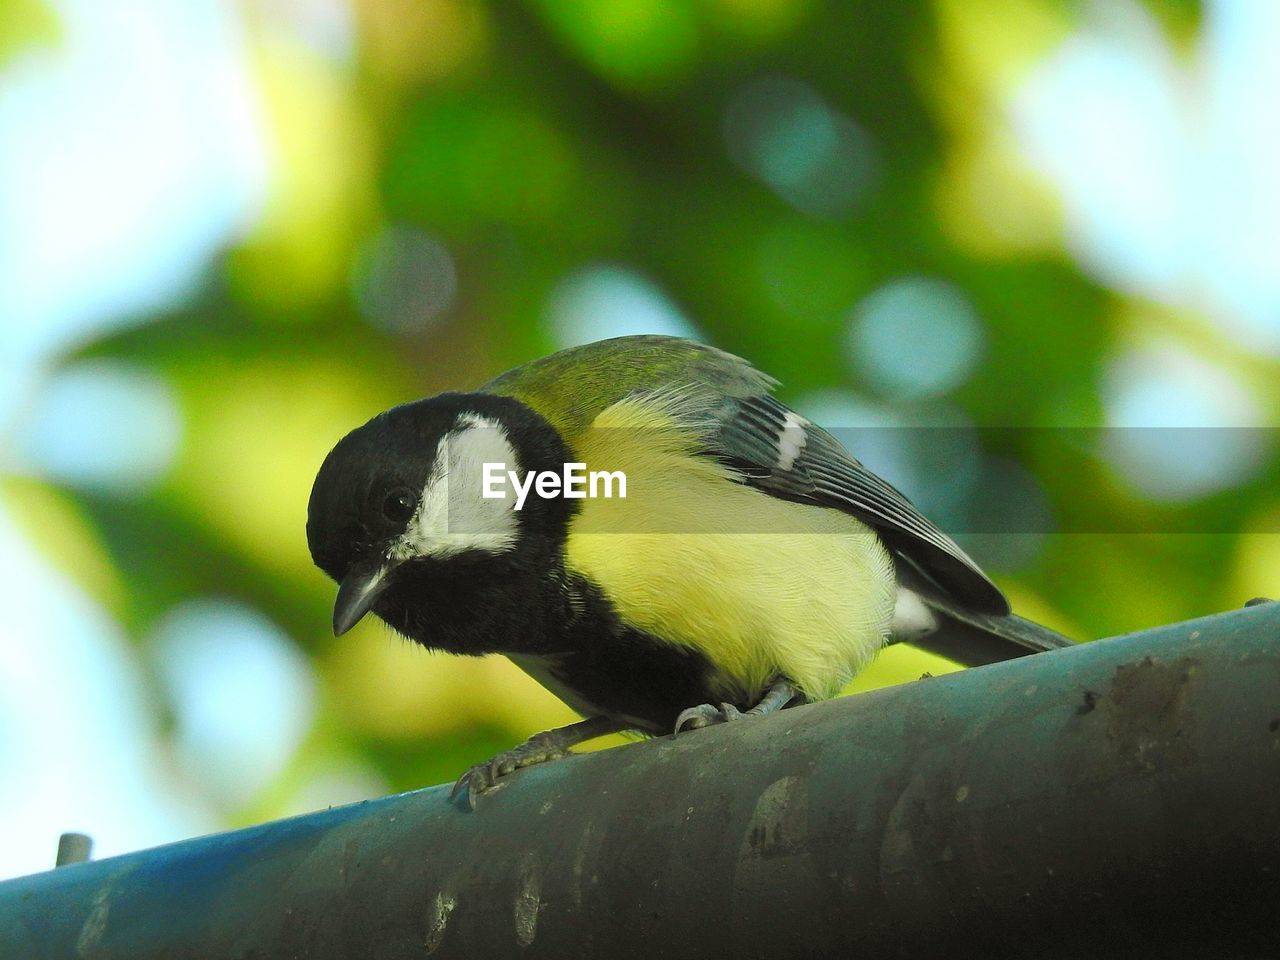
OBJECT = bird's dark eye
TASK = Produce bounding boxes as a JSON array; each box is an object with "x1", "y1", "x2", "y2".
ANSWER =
[{"x1": 382, "y1": 487, "x2": 418, "y2": 524}]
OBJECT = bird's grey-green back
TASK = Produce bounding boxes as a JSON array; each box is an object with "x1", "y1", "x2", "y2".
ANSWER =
[{"x1": 483, "y1": 335, "x2": 774, "y2": 437}]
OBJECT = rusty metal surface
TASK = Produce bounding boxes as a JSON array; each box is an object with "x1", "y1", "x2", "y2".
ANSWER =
[{"x1": 2, "y1": 602, "x2": 1278, "y2": 959}]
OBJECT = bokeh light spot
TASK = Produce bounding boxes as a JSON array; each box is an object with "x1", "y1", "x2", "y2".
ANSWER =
[
  {"x1": 0, "y1": 505, "x2": 214, "y2": 880},
  {"x1": 151, "y1": 598, "x2": 315, "y2": 812},
  {"x1": 1102, "y1": 343, "x2": 1268, "y2": 502},
  {"x1": 725, "y1": 76, "x2": 877, "y2": 219},
  {"x1": 1009, "y1": 3, "x2": 1280, "y2": 355},
  {"x1": 959, "y1": 457, "x2": 1052, "y2": 571},
  {"x1": 547, "y1": 264, "x2": 698, "y2": 347},
  {"x1": 845, "y1": 277, "x2": 983, "y2": 400},
  {"x1": 18, "y1": 361, "x2": 182, "y2": 494},
  {"x1": 351, "y1": 224, "x2": 457, "y2": 333}
]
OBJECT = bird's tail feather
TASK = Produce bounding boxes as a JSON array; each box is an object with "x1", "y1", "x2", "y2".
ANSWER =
[
  {"x1": 916, "y1": 607, "x2": 1074, "y2": 667},
  {"x1": 890, "y1": 559, "x2": 1076, "y2": 667}
]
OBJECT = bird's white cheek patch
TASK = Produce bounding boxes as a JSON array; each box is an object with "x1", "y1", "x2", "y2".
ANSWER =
[{"x1": 392, "y1": 417, "x2": 520, "y2": 559}]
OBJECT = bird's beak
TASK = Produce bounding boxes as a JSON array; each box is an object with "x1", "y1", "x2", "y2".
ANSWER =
[{"x1": 333, "y1": 559, "x2": 394, "y2": 636}]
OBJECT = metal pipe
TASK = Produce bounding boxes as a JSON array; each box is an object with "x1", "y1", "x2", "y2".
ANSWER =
[{"x1": 2, "y1": 603, "x2": 1278, "y2": 959}]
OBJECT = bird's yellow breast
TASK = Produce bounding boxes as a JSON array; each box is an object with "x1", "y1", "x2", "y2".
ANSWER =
[{"x1": 563, "y1": 397, "x2": 896, "y2": 703}]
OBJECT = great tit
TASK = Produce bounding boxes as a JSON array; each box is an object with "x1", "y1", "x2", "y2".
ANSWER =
[{"x1": 307, "y1": 335, "x2": 1071, "y2": 804}]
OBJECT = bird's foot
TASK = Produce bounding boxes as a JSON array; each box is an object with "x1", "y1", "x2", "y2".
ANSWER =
[
  {"x1": 673, "y1": 702, "x2": 743, "y2": 734},
  {"x1": 672, "y1": 680, "x2": 801, "y2": 736},
  {"x1": 451, "y1": 733, "x2": 570, "y2": 809},
  {"x1": 450, "y1": 715, "x2": 625, "y2": 810}
]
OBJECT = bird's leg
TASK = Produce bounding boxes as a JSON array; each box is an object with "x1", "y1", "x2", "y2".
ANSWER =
[
  {"x1": 452, "y1": 715, "x2": 627, "y2": 808},
  {"x1": 673, "y1": 679, "x2": 801, "y2": 735}
]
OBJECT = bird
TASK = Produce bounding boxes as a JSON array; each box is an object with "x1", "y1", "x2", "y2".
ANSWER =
[{"x1": 306, "y1": 335, "x2": 1072, "y2": 805}]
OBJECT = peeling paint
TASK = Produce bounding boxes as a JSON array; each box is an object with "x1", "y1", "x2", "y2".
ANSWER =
[
  {"x1": 76, "y1": 888, "x2": 110, "y2": 957},
  {"x1": 731, "y1": 774, "x2": 815, "y2": 954},
  {"x1": 514, "y1": 856, "x2": 541, "y2": 947},
  {"x1": 570, "y1": 818, "x2": 604, "y2": 909},
  {"x1": 1103, "y1": 656, "x2": 1200, "y2": 774},
  {"x1": 741, "y1": 775, "x2": 808, "y2": 862},
  {"x1": 424, "y1": 891, "x2": 456, "y2": 955}
]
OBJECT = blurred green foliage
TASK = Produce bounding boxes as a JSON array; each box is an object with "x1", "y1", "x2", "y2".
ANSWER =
[
  {"x1": 11, "y1": 0, "x2": 1280, "y2": 833},
  {"x1": 0, "y1": 0, "x2": 59, "y2": 65}
]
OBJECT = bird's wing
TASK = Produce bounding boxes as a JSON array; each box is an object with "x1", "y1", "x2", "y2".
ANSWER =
[
  {"x1": 698, "y1": 391, "x2": 1011, "y2": 616},
  {"x1": 485, "y1": 336, "x2": 1064, "y2": 647}
]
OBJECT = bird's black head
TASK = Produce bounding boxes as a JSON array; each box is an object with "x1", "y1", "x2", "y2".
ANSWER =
[{"x1": 306, "y1": 392, "x2": 576, "y2": 651}]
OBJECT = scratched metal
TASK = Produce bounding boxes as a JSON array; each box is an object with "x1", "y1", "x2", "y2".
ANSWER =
[{"x1": 2, "y1": 603, "x2": 1278, "y2": 959}]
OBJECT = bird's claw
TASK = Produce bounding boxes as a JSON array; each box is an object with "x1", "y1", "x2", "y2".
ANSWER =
[
  {"x1": 449, "y1": 761, "x2": 501, "y2": 810},
  {"x1": 672, "y1": 681, "x2": 801, "y2": 737},
  {"x1": 450, "y1": 738, "x2": 571, "y2": 809},
  {"x1": 673, "y1": 702, "x2": 742, "y2": 735}
]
